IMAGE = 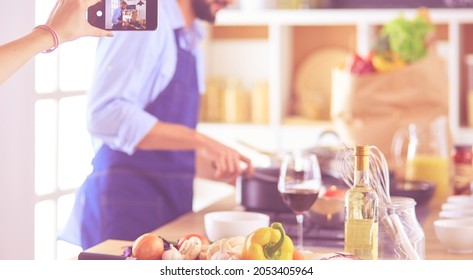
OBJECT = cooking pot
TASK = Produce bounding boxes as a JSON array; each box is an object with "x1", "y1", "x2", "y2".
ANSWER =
[
  {"x1": 236, "y1": 129, "x2": 350, "y2": 228},
  {"x1": 237, "y1": 129, "x2": 342, "y2": 178},
  {"x1": 236, "y1": 166, "x2": 349, "y2": 229}
]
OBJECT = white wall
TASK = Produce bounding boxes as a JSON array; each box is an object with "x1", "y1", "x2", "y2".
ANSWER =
[
  {"x1": 106, "y1": 0, "x2": 113, "y2": 29},
  {"x1": 0, "y1": 0, "x2": 36, "y2": 259}
]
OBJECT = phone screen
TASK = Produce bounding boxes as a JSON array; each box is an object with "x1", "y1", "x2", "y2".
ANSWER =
[{"x1": 88, "y1": 0, "x2": 158, "y2": 31}]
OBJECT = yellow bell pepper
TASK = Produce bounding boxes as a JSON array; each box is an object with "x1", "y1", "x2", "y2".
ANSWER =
[
  {"x1": 241, "y1": 222, "x2": 294, "y2": 260},
  {"x1": 372, "y1": 52, "x2": 406, "y2": 73}
]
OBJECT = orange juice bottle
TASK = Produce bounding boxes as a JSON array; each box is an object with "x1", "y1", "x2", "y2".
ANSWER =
[{"x1": 405, "y1": 155, "x2": 450, "y2": 198}]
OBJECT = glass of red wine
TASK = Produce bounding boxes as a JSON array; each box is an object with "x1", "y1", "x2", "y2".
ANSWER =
[{"x1": 278, "y1": 151, "x2": 322, "y2": 252}]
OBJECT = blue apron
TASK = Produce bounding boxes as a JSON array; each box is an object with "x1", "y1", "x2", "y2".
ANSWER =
[{"x1": 60, "y1": 29, "x2": 199, "y2": 249}]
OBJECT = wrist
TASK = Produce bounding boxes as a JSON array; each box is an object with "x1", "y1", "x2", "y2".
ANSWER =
[{"x1": 33, "y1": 25, "x2": 59, "y2": 53}]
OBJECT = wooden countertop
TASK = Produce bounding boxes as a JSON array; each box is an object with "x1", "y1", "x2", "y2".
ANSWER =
[{"x1": 86, "y1": 192, "x2": 473, "y2": 260}]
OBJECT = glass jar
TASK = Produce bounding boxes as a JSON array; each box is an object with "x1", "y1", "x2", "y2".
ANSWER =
[
  {"x1": 453, "y1": 145, "x2": 473, "y2": 195},
  {"x1": 378, "y1": 197, "x2": 425, "y2": 260}
]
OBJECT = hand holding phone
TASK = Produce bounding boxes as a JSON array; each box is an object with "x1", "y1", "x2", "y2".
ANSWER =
[{"x1": 88, "y1": 0, "x2": 158, "y2": 31}]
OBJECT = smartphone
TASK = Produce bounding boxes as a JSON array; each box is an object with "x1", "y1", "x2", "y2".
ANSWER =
[{"x1": 88, "y1": 0, "x2": 158, "y2": 31}]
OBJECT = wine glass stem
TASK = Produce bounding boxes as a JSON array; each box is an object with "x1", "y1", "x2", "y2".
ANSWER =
[{"x1": 296, "y1": 213, "x2": 304, "y2": 251}]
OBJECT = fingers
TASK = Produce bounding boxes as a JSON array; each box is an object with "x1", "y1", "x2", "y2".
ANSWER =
[
  {"x1": 197, "y1": 133, "x2": 252, "y2": 183},
  {"x1": 239, "y1": 153, "x2": 254, "y2": 177},
  {"x1": 210, "y1": 149, "x2": 253, "y2": 183},
  {"x1": 212, "y1": 150, "x2": 237, "y2": 179}
]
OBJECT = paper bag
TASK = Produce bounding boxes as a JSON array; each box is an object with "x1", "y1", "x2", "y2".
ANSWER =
[{"x1": 330, "y1": 52, "x2": 450, "y2": 167}]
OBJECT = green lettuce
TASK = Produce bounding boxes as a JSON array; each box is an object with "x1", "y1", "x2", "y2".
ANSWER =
[{"x1": 380, "y1": 14, "x2": 435, "y2": 63}]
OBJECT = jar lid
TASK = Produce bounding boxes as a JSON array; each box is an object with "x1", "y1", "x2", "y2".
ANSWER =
[{"x1": 454, "y1": 144, "x2": 472, "y2": 149}]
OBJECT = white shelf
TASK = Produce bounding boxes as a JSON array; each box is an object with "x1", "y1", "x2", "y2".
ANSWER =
[
  {"x1": 203, "y1": 8, "x2": 473, "y2": 148},
  {"x1": 216, "y1": 9, "x2": 473, "y2": 26}
]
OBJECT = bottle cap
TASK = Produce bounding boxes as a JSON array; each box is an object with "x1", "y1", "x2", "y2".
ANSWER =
[
  {"x1": 354, "y1": 146, "x2": 370, "y2": 171},
  {"x1": 354, "y1": 145, "x2": 370, "y2": 156}
]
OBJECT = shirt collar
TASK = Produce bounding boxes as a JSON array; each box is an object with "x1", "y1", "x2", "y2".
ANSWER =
[
  {"x1": 166, "y1": 0, "x2": 185, "y2": 30},
  {"x1": 166, "y1": 0, "x2": 205, "y2": 50}
]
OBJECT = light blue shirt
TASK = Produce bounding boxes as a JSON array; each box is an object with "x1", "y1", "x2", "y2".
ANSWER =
[
  {"x1": 111, "y1": 7, "x2": 123, "y2": 25},
  {"x1": 87, "y1": 0, "x2": 205, "y2": 155}
]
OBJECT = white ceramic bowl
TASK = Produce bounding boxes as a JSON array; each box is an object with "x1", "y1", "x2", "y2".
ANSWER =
[
  {"x1": 434, "y1": 217, "x2": 473, "y2": 254},
  {"x1": 441, "y1": 202, "x2": 473, "y2": 211},
  {"x1": 204, "y1": 211, "x2": 270, "y2": 242},
  {"x1": 447, "y1": 195, "x2": 473, "y2": 205},
  {"x1": 439, "y1": 209, "x2": 473, "y2": 219},
  {"x1": 239, "y1": 0, "x2": 276, "y2": 10}
]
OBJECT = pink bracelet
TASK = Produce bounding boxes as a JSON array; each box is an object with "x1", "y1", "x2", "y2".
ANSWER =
[{"x1": 34, "y1": 24, "x2": 59, "y2": 53}]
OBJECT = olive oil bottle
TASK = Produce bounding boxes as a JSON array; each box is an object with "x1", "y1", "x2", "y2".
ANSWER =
[{"x1": 344, "y1": 146, "x2": 379, "y2": 260}]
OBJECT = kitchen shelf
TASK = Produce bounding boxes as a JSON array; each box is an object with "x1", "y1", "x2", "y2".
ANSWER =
[
  {"x1": 216, "y1": 9, "x2": 473, "y2": 25},
  {"x1": 200, "y1": 8, "x2": 473, "y2": 150}
]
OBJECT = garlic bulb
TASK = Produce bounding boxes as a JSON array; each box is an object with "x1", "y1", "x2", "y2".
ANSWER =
[
  {"x1": 162, "y1": 244, "x2": 183, "y2": 260},
  {"x1": 210, "y1": 239, "x2": 232, "y2": 260}
]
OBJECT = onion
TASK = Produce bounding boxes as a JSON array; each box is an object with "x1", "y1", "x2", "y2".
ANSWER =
[{"x1": 132, "y1": 233, "x2": 165, "y2": 260}]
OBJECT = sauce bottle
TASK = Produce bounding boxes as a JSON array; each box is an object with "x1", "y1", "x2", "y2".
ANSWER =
[{"x1": 453, "y1": 145, "x2": 473, "y2": 195}]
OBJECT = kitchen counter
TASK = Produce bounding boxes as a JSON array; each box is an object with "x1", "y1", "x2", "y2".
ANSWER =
[{"x1": 85, "y1": 191, "x2": 473, "y2": 260}]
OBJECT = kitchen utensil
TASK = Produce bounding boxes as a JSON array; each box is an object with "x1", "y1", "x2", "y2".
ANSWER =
[
  {"x1": 442, "y1": 202, "x2": 473, "y2": 211},
  {"x1": 239, "y1": 0, "x2": 277, "y2": 10},
  {"x1": 294, "y1": 47, "x2": 349, "y2": 120},
  {"x1": 204, "y1": 211, "x2": 270, "y2": 242},
  {"x1": 310, "y1": 185, "x2": 346, "y2": 229},
  {"x1": 447, "y1": 195, "x2": 473, "y2": 204},
  {"x1": 390, "y1": 180, "x2": 435, "y2": 206},
  {"x1": 392, "y1": 116, "x2": 451, "y2": 198},
  {"x1": 78, "y1": 252, "x2": 136, "y2": 260},
  {"x1": 434, "y1": 217, "x2": 473, "y2": 254},
  {"x1": 337, "y1": 144, "x2": 422, "y2": 259},
  {"x1": 379, "y1": 197, "x2": 425, "y2": 260},
  {"x1": 238, "y1": 166, "x2": 347, "y2": 212},
  {"x1": 237, "y1": 128, "x2": 342, "y2": 178},
  {"x1": 439, "y1": 209, "x2": 473, "y2": 219}
]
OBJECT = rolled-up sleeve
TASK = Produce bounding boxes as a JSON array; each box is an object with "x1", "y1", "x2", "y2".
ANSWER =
[{"x1": 86, "y1": 19, "x2": 176, "y2": 155}]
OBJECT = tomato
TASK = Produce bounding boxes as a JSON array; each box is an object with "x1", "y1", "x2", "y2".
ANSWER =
[
  {"x1": 178, "y1": 233, "x2": 210, "y2": 249},
  {"x1": 324, "y1": 189, "x2": 346, "y2": 198},
  {"x1": 293, "y1": 250, "x2": 305, "y2": 260},
  {"x1": 321, "y1": 185, "x2": 346, "y2": 198}
]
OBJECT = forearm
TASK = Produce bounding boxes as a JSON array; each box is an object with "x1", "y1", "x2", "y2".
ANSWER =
[
  {"x1": 136, "y1": 121, "x2": 202, "y2": 151},
  {"x1": 136, "y1": 121, "x2": 253, "y2": 182},
  {"x1": 0, "y1": 29, "x2": 54, "y2": 85}
]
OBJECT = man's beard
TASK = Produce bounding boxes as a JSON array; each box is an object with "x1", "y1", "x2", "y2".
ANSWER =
[{"x1": 192, "y1": 0, "x2": 217, "y2": 23}]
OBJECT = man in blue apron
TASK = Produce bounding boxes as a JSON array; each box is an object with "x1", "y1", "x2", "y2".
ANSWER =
[
  {"x1": 60, "y1": 0, "x2": 248, "y2": 250},
  {"x1": 111, "y1": 1, "x2": 127, "y2": 30}
]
